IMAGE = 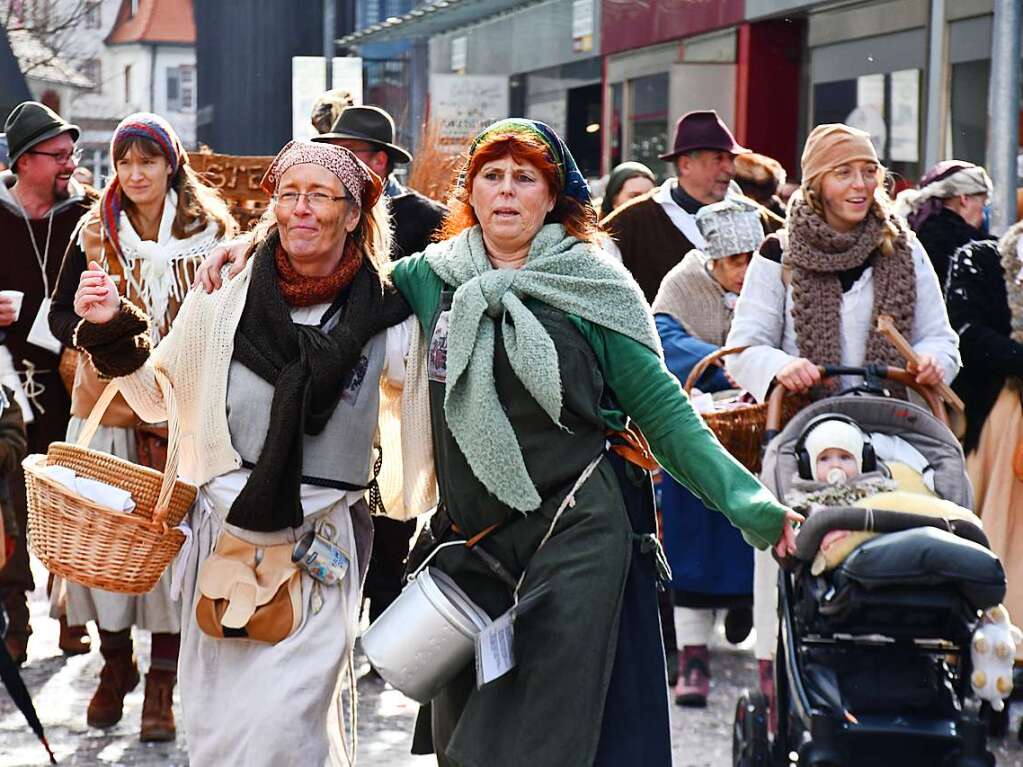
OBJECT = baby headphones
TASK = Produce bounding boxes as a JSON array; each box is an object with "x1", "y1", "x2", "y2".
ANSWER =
[{"x1": 794, "y1": 413, "x2": 877, "y2": 480}]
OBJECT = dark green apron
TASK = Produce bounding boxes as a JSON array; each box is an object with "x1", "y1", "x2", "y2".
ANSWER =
[{"x1": 415, "y1": 289, "x2": 634, "y2": 767}]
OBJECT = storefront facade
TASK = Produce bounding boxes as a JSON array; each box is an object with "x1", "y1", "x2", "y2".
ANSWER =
[{"x1": 427, "y1": 0, "x2": 603, "y2": 175}]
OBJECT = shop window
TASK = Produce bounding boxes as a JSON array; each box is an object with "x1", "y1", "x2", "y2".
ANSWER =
[
  {"x1": 628, "y1": 72, "x2": 669, "y2": 174},
  {"x1": 951, "y1": 60, "x2": 990, "y2": 168},
  {"x1": 814, "y1": 69, "x2": 921, "y2": 187},
  {"x1": 167, "y1": 65, "x2": 196, "y2": 112}
]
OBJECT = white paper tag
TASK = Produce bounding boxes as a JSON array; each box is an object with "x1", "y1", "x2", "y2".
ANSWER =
[
  {"x1": 26, "y1": 297, "x2": 61, "y2": 354},
  {"x1": 475, "y1": 608, "x2": 516, "y2": 687}
]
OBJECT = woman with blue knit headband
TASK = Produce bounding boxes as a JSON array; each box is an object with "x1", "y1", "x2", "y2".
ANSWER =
[
  {"x1": 48, "y1": 112, "x2": 236, "y2": 742},
  {"x1": 389, "y1": 119, "x2": 802, "y2": 767}
]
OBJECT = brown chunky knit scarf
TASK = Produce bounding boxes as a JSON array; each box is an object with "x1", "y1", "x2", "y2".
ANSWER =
[
  {"x1": 785, "y1": 196, "x2": 915, "y2": 369},
  {"x1": 274, "y1": 240, "x2": 363, "y2": 307}
]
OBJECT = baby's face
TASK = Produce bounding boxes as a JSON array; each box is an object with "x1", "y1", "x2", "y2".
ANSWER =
[{"x1": 815, "y1": 448, "x2": 860, "y2": 484}]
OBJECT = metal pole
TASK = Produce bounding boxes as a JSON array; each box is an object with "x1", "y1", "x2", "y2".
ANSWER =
[
  {"x1": 986, "y1": 0, "x2": 1021, "y2": 234},
  {"x1": 324, "y1": 0, "x2": 336, "y2": 90},
  {"x1": 923, "y1": 0, "x2": 947, "y2": 170}
]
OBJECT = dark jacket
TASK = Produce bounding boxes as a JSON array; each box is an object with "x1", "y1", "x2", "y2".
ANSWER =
[
  {"x1": 0, "y1": 391, "x2": 28, "y2": 540},
  {"x1": 915, "y1": 207, "x2": 992, "y2": 291},
  {"x1": 602, "y1": 186, "x2": 783, "y2": 303},
  {"x1": 946, "y1": 239, "x2": 1023, "y2": 453},
  {"x1": 0, "y1": 171, "x2": 92, "y2": 446},
  {"x1": 387, "y1": 178, "x2": 446, "y2": 260}
]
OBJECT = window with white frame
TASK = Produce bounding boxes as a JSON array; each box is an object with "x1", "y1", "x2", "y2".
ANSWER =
[
  {"x1": 81, "y1": 58, "x2": 102, "y2": 93},
  {"x1": 167, "y1": 65, "x2": 195, "y2": 112}
]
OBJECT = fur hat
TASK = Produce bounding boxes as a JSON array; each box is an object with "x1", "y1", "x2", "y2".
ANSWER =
[
  {"x1": 803, "y1": 418, "x2": 865, "y2": 475},
  {"x1": 734, "y1": 152, "x2": 786, "y2": 192}
]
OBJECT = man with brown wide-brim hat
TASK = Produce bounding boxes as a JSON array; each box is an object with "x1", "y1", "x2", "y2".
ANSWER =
[
  {"x1": 315, "y1": 104, "x2": 447, "y2": 637},
  {"x1": 601, "y1": 108, "x2": 782, "y2": 710},
  {"x1": 0, "y1": 101, "x2": 94, "y2": 664}
]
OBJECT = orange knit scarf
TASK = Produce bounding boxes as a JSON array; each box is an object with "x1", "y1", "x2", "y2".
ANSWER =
[{"x1": 273, "y1": 241, "x2": 363, "y2": 307}]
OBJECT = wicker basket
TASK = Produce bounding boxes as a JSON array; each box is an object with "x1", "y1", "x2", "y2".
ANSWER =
[
  {"x1": 684, "y1": 346, "x2": 800, "y2": 474},
  {"x1": 23, "y1": 368, "x2": 196, "y2": 594}
]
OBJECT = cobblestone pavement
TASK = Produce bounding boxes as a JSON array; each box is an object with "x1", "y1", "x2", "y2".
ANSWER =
[{"x1": 3, "y1": 564, "x2": 1023, "y2": 765}]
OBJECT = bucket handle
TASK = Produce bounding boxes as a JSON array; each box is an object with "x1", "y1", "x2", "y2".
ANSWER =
[{"x1": 407, "y1": 540, "x2": 467, "y2": 582}]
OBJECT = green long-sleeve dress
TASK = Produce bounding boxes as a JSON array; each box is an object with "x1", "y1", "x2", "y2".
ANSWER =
[{"x1": 392, "y1": 254, "x2": 787, "y2": 767}]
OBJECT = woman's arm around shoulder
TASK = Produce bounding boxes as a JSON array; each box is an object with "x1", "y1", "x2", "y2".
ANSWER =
[{"x1": 389, "y1": 252, "x2": 444, "y2": 332}]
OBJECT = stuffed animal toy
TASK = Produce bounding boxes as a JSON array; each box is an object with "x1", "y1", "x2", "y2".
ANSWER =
[{"x1": 970, "y1": 605, "x2": 1023, "y2": 711}]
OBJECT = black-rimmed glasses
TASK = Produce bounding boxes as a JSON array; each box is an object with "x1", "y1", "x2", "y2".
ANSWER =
[{"x1": 26, "y1": 148, "x2": 82, "y2": 164}]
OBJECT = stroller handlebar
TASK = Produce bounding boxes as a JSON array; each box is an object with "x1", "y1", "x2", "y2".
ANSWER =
[{"x1": 763, "y1": 365, "x2": 949, "y2": 440}]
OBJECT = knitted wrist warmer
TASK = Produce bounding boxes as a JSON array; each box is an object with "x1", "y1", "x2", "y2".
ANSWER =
[{"x1": 73, "y1": 299, "x2": 152, "y2": 378}]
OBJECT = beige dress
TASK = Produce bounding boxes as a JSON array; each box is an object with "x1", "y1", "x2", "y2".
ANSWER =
[{"x1": 967, "y1": 384, "x2": 1023, "y2": 639}]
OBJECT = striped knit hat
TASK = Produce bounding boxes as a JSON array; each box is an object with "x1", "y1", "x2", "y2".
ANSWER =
[{"x1": 101, "y1": 112, "x2": 186, "y2": 255}]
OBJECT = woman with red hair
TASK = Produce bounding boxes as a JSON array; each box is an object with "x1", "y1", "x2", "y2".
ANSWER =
[{"x1": 390, "y1": 119, "x2": 801, "y2": 767}]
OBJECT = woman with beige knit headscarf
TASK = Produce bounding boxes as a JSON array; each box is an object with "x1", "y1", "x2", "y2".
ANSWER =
[{"x1": 723, "y1": 122, "x2": 960, "y2": 728}]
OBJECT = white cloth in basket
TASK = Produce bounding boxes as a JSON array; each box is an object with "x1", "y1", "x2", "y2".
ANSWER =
[{"x1": 43, "y1": 465, "x2": 136, "y2": 513}]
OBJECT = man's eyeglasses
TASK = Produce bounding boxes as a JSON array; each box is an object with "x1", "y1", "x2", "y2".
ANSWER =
[
  {"x1": 273, "y1": 191, "x2": 350, "y2": 210},
  {"x1": 26, "y1": 148, "x2": 81, "y2": 165}
]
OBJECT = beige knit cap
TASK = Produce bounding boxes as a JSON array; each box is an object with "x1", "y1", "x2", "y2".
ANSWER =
[{"x1": 800, "y1": 123, "x2": 879, "y2": 190}]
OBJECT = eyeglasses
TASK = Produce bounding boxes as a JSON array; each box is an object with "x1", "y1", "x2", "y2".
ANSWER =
[
  {"x1": 26, "y1": 148, "x2": 81, "y2": 164},
  {"x1": 272, "y1": 191, "x2": 349, "y2": 210}
]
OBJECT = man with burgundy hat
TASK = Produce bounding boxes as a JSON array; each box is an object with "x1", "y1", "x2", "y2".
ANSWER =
[
  {"x1": 314, "y1": 104, "x2": 447, "y2": 633},
  {"x1": 0, "y1": 101, "x2": 93, "y2": 664},
  {"x1": 602, "y1": 109, "x2": 782, "y2": 303}
]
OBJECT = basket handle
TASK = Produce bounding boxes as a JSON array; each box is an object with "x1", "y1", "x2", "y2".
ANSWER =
[
  {"x1": 683, "y1": 345, "x2": 749, "y2": 394},
  {"x1": 75, "y1": 367, "x2": 184, "y2": 531}
]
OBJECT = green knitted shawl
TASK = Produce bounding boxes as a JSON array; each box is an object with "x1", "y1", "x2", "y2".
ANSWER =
[{"x1": 424, "y1": 223, "x2": 661, "y2": 512}]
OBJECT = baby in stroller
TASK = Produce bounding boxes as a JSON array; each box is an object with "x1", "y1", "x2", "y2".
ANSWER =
[{"x1": 735, "y1": 390, "x2": 1011, "y2": 767}]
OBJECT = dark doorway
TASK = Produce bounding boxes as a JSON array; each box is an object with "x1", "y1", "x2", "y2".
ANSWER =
[{"x1": 566, "y1": 83, "x2": 602, "y2": 178}]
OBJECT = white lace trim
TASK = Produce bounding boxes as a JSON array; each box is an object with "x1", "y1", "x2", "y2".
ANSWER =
[{"x1": 82, "y1": 190, "x2": 219, "y2": 343}]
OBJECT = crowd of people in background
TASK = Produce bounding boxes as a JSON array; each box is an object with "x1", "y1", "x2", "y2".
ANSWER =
[{"x1": 0, "y1": 87, "x2": 1020, "y2": 767}]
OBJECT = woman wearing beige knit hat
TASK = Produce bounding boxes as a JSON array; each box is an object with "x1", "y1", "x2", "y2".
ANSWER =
[{"x1": 722, "y1": 122, "x2": 960, "y2": 727}]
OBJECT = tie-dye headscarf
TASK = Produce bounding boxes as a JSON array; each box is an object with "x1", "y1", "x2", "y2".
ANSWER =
[
  {"x1": 101, "y1": 112, "x2": 185, "y2": 255},
  {"x1": 458, "y1": 118, "x2": 591, "y2": 204}
]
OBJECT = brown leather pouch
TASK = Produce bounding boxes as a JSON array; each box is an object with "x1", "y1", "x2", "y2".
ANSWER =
[{"x1": 195, "y1": 531, "x2": 303, "y2": 644}]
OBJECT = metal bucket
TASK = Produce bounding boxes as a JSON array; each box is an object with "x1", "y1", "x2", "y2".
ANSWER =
[{"x1": 362, "y1": 565, "x2": 491, "y2": 704}]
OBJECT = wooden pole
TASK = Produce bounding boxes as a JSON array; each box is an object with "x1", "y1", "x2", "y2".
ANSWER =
[{"x1": 877, "y1": 314, "x2": 965, "y2": 411}]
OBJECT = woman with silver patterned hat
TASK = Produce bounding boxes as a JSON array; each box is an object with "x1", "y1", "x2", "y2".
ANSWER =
[{"x1": 651, "y1": 197, "x2": 765, "y2": 707}]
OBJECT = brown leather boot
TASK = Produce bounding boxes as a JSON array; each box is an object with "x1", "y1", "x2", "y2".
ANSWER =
[
  {"x1": 58, "y1": 616, "x2": 90, "y2": 656},
  {"x1": 140, "y1": 669, "x2": 176, "y2": 742},
  {"x1": 87, "y1": 646, "x2": 140, "y2": 728}
]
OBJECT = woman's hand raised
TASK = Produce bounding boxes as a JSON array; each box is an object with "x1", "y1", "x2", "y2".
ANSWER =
[
  {"x1": 775, "y1": 358, "x2": 821, "y2": 393},
  {"x1": 74, "y1": 261, "x2": 119, "y2": 325}
]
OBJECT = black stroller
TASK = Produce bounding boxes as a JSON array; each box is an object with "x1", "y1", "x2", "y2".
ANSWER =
[{"x1": 733, "y1": 366, "x2": 1005, "y2": 767}]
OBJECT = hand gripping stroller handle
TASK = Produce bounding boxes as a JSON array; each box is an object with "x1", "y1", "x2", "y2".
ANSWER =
[{"x1": 764, "y1": 365, "x2": 949, "y2": 440}]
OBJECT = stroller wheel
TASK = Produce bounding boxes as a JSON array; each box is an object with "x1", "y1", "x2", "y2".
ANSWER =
[{"x1": 734, "y1": 690, "x2": 771, "y2": 767}]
